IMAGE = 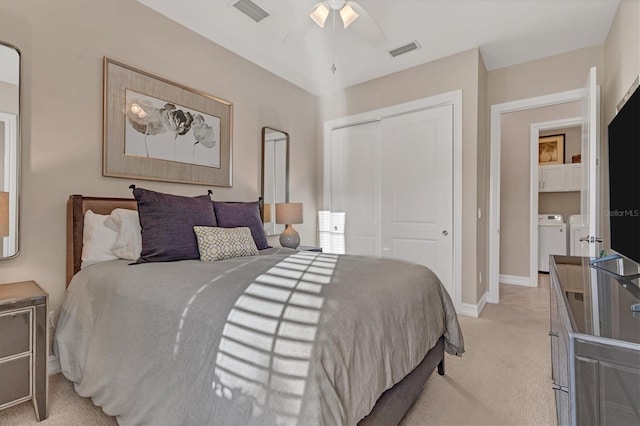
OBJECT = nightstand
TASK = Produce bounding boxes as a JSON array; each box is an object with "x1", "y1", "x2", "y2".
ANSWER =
[
  {"x1": 297, "y1": 246, "x2": 323, "y2": 253},
  {"x1": 0, "y1": 281, "x2": 48, "y2": 421}
]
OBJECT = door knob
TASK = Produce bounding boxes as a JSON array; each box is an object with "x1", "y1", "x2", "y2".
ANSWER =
[{"x1": 442, "y1": 230, "x2": 448, "y2": 236}]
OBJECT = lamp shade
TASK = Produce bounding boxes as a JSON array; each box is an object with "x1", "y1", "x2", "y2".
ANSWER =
[
  {"x1": 263, "y1": 203, "x2": 272, "y2": 223},
  {"x1": 275, "y1": 203, "x2": 303, "y2": 225},
  {"x1": 0, "y1": 192, "x2": 9, "y2": 237}
]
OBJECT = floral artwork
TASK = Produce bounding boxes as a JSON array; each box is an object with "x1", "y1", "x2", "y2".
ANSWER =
[{"x1": 124, "y1": 90, "x2": 221, "y2": 168}]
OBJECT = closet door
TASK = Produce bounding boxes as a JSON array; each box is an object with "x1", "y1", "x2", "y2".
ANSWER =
[
  {"x1": 328, "y1": 104, "x2": 454, "y2": 295},
  {"x1": 380, "y1": 105, "x2": 453, "y2": 294},
  {"x1": 329, "y1": 121, "x2": 381, "y2": 256}
]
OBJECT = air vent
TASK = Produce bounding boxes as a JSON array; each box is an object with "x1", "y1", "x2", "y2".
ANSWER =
[
  {"x1": 233, "y1": 0, "x2": 270, "y2": 23},
  {"x1": 387, "y1": 41, "x2": 420, "y2": 58}
]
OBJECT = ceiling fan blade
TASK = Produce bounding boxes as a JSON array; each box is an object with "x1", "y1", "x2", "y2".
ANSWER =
[{"x1": 348, "y1": 1, "x2": 385, "y2": 46}]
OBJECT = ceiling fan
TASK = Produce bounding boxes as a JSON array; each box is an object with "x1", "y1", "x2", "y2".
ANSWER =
[{"x1": 283, "y1": 0, "x2": 385, "y2": 47}]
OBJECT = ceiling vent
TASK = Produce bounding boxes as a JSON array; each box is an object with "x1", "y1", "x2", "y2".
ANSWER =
[
  {"x1": 387, "y1": 41, "x2": 420, "y2": 58},
  {"x1": 233, "y1": 0, "x2": 270, "y2": 23}
]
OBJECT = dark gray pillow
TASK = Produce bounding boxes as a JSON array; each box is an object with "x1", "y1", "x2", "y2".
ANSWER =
[
  {"x1": 212, "y1": 201, "x2": 269, "y2": 250},
  {"x1": 134, "y1": 188, "x2": 216, "y2": 263}
]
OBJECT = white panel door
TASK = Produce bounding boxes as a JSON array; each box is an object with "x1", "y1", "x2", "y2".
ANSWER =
[
  {"x1": 330, "y1": 121, "x2": 381, "y2": 257},
  {"x1": 581, "y1": 66, "x2": 600, "y2": 257},
  {"x1": 380, "y1": 105, "x2": 453, "y2": 295}
]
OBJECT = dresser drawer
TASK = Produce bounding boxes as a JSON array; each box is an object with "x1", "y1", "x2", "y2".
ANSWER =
[
  {"x1": 0, "y1": 309, "x2": 31, "y2": 358},
  {"x1": 0, "y1": 355, "x2": 31, "y2": 408}
]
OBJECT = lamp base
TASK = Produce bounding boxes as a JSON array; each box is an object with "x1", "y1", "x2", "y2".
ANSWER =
[{"x1": 279, "y1": 225, "x2": 300, "y2": 249}]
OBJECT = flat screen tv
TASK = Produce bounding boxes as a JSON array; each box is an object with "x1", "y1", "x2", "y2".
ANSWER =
[{"x1": 607, "y1": 82, "x2": 640, "y2": 265}]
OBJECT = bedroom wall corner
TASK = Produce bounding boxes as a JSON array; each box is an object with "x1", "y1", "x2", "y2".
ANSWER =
[{"x1": 0, "y1": 0, "x2": 318, "y2": 319}]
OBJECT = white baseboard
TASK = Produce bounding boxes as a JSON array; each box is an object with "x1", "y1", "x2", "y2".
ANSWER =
[
  {"x1": 48, "y1": 355, "x2": 60, "y2": 375},
  {"x1": 458, "y1": 291, "x2": 487, "y2": 318},
  {"x1": 499, "y1": 274, "x2": 533, "y2": 287}
]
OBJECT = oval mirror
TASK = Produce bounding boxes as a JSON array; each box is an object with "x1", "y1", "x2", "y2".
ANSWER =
[
  {"x1": 0, "y1": 42, "x2": 20, "y2": 259},
  {"x1": 261, "y1": 127, "x2": 289, "y2": 236}
]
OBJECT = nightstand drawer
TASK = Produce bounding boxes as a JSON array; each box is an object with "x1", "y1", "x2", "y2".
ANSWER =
[
  {"x1": 0, "y1": 309, "x2": 31, "y2": 358},
  {"x1": 0, "y1": 355, "x2": 31, "y2": 407}
]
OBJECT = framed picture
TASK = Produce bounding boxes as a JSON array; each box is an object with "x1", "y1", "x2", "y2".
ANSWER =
[
  {"x1": 103, "y1": 58, "x2": 232, "y2": 186},
  {"x1": 538, "y1": 134, "x2": 565, "y2": 165}
]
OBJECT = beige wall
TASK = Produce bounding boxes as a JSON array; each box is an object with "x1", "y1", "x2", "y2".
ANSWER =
[
  {"x1": 318, "y1": 48, "x2": 484, "y2": 305},
  {"x1": 539, "y1": 192, "x2": 580, "y2": 225},
  {"x1": 0, "y1": 0, "x2": 318, "y2": 318},
  {"x1": 499, "y1": 102, "x2": 581, "y2": 277},
  {"x1": 488, "y1": 45, "x2": 605, "y2": 106},
  {"x1": 476, "y1": 54, "x2": 489, "y2": 298},
  {"x1": 602, "y1": 0, "x2": 640, "y2": 249}
]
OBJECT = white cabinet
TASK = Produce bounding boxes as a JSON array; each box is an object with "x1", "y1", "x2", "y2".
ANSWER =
[{"x1": 539, "y1": 164, "x2": 581, "y2": 192}]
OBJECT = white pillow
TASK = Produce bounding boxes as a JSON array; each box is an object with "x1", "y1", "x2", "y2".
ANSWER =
[
  {"x1": 104, "y1": 208, "x2": 142, "y2": 261},
  {"x1": 81, "y1": 210, "x2": 119, "y2": 269}
]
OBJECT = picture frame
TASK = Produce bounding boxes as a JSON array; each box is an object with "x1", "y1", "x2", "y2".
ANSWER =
[
  {"x1": 538, "y1": 134, "x2": 565, "y2": 165},
  {"x1": 103, "y1": 58, "x2": 232, "y2": 186}
]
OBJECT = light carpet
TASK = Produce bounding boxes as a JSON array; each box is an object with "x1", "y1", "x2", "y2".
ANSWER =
[{"x1": 1, "y1": 279, "x2": 556, "y2": 426}]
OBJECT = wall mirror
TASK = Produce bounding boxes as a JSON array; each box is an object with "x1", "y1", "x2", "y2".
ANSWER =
[
  {"x1": 261, "y1": 127, "x2": 289, "y2": 236},
  {"x1": 0, "y1": 42, "x2": 20, "y2": 259}
]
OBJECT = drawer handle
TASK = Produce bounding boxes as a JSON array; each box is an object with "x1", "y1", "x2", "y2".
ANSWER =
[
  {"x1": 548, "y1": 331, "x2": 559, "y2": 337},
  {"x1": 552, "y1": 384, "x2": 569, "y2": 393}
]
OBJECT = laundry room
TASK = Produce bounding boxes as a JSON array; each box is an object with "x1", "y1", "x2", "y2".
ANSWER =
[{"x1": 537, "y1": 126, "x2": 588, "y2": 273}]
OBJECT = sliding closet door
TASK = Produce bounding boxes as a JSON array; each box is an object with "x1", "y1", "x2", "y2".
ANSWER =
[
  {"x1": 380, "y1": 105, "x2": 453, "y2": 294},
  {"x1": 328, "y1": 104, "x2": 453, "y2": 294},
  {"x1": 329, "y1": 121, "x2": 381, "y2": 256}
]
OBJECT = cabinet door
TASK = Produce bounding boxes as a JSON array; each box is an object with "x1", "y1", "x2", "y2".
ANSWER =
[
  {"x1": 540, "y1": 166, "x2": 565, "y2": 192},
  {"x1": 565, "y1": 164, "x2": 582, "y2": 191}
]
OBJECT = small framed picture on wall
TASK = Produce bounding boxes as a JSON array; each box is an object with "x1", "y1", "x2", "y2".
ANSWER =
[{"x1": 538, "y1": 134, "x2": 565, "y2": 165}]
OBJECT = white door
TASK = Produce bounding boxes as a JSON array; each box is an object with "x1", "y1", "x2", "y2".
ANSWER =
[
  {"x1": 330, "y1": 121, "x2": 381, "y2": 257},
  {"x1": 329, "y1": 105, "x2": 453, "y2": 296},
  {"x1": 581, "y1": 67, "x2": 601, "y2": 257},
  {"x1": 380, "y1": 106, "x2": 453, "y2": 294}
]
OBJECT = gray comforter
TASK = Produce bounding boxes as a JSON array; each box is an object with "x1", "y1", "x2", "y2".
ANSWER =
[{"x1": 55, "y1": 248, "x2": 464, "y2": 425}]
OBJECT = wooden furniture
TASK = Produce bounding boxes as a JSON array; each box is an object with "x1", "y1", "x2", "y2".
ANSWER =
[
  {"x1": 65, "y1": 194, "x2": 447, "y2": 425},
  {"x1": 549, "y1": 255, "x2": 640, "y2": 426},
  {"x1": 0, "y1": 280, "x2": 48, "y2": 421}
]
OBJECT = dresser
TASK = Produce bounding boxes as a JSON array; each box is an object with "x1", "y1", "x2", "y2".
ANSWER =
[
  {"x1": 549, "y1": 256, "x2": 640, "y2": 426},
  {"x1": 0, "y1": 281, "x2": 49, "y2": 421}
]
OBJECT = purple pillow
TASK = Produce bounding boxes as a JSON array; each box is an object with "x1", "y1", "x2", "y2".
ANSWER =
[
  {"x1": 213, "y1": 201, "x2": 269, "y2": 250},
  {"x1": 133, "y1": 188, "x2": 217, "y2": 263}
]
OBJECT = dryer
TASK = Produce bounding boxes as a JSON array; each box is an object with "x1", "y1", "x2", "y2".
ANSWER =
[{"x1": 538, "y1": 214, "x2": 567, "y2": 272}]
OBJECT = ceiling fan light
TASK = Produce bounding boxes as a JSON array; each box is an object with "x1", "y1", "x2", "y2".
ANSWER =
[
  {"x1": 339, "y1": 3, "x2": 359, "y2": 28},
  {"x1": 310, "y1": 4, "x2": 330, "y2": 28}
]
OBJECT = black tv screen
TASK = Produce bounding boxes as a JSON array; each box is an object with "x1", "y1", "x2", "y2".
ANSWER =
[{"x1": 607, "y1": 83, "x2": 640, "y2": 264}]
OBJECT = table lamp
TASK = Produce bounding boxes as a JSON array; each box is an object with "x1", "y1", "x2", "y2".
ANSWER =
[
  {"x1": 276, "y1": 202, "x2": 303, "y2": 249},
  {"x1": 0, "y1": 192, "x2": 9, "y2": 238}
]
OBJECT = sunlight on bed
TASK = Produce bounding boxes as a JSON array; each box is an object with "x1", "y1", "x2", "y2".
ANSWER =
[{"x1": 212, "y1": 252, "x2": 338, "y2": 424}]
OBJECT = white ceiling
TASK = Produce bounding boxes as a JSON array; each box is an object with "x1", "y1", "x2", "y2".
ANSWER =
[{"x1": 137, "y1": 0, "x2": 620, "y2": 96}]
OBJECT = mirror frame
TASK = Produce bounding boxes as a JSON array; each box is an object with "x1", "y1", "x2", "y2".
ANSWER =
[
  {"x1": 261, "y1": 127, "x2": 289, "y2": 235},
  {"x1": 0, "y1": 41, "x2": 20, "y2": 259}
]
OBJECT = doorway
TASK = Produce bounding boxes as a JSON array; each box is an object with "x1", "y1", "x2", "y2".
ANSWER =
[{"x1": 489, "y1": 88, "x2": 587, "y2": 303}]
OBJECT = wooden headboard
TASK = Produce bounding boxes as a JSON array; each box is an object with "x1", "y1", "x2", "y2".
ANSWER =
[
  {"x1": 66, "y1": 194, "x2": 264, "y2": 286},
  {"x1": 66, "y1": 194, "x2": 137, "y2": 286}
]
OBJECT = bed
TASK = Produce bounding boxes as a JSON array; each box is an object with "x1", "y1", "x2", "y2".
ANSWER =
[{"x1": 55, "y1": 194, "x2": 464, "y2": 425}]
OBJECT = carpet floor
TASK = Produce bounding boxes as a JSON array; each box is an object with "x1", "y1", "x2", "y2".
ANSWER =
[{"x1": 0, "y1": 279, "x2": 556, "y2": 426}]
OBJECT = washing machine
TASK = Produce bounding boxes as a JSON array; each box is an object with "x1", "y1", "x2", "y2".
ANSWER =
[
  {"x1": 538, "y1": 214, "x2": 567, "y2": 272},
  {"x1": 568, "y1": 214, "x2": 589, "y2": 256}
]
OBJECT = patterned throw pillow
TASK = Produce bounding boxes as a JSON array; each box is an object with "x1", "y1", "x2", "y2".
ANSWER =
[{"x1": 193, "y1": 226, "x2": 259, "y2": 261}]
